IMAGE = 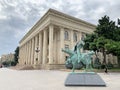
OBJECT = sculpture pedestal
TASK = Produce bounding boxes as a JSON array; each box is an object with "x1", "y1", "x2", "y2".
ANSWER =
[{"x1": 65, "y1": 73, "x2": 106, "y2": 86}]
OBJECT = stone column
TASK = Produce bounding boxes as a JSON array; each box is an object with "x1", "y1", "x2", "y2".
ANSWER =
[
  {"x1": 31, "y1": 38, "x2": 35, "y2": 65},
  {"x1": 27, "y1": 42, "x2": 29, "y2": 65},
  {"x1": 49, "y1": 25, "x2": 54, "y2": 64},
  {"x1": 26, "y1": 42, "x2": 28, "y2": 64},
  {"x1": 27, "y1": 41, "x2": 30, "y2": 65},
  {"x1": 38, "y1": 32, "x2": 43, "y2": 64},
  {"x1": 34, "y1": 35, "x2": 38, "y2": 65},
  {"x1": 29, "y1": 40, "x2": 31, "y2": 65},
  {"x1": 23, "y1": 45, "x2": 25, "y2": 65},
  {"x1": 22, "y1": 46, "x2": 24, "y2": 64},
  {"x1": 25, "y1": 43, "x2": 27, "y2": 65},
  {"x1": 60, "y1": 27, "x2": 65, "y2": 64},
  {"x1": 28, "y1": 40, "x2": 32, "y2": 65},
  {"x1": 78, "y1": 32, "x2": 81, "y2": 41},
  {"x1": 20, "y1": 46, "x2": 23, "y2": 65},
  {"x1": 43, "y1": 29, "x2": 48, "y2": 64},
  {"x1": 80, "y1": 32, "x2": 84, "y2": 52},
  {"x1": 70, "y1": 30, "x2": 73, "y2": 48}
]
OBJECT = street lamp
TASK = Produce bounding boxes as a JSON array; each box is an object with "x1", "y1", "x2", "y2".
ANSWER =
[{"x1": 35, "y1": 46, "x2": 40, "y2": 62}]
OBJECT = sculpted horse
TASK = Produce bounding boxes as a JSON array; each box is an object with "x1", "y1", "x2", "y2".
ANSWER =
[
  {"x1": 62, "y1": 40, "x2": 94, "y2": 72},
  {"x1": 78, "y1": 51, "x2": 94, "y2": 72}
]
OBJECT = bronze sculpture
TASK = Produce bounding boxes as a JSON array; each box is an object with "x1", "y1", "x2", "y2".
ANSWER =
[{"x1": 62, "y1": 40, "x2": 94, "y2": 72}]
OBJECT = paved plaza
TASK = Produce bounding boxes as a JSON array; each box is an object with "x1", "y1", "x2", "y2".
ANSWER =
[{"x1": 0, "y1": 68, "x2": 120, "y2": 90}]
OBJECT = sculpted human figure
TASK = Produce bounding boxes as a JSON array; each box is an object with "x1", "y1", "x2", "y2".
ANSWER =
[{"x1": 62, "y1": 40, "x2": 94, "y2": 72}]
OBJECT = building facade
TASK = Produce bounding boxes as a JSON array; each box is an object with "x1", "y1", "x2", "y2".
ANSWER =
[
  {"x1": 0, "y1": 53, "x2": 14, "y2": 62},
  {"x1": 19, "y1": 9, "x2": 117, "y2": 69}
]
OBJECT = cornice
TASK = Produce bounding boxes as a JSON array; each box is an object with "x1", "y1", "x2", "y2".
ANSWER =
[
  {"x1": 20, "y1": 9, "x2": 50, "y2": 43},
  {"x1": 48, "y1": 9, "x2": 96, "y2": 28},
  {"x1": 20, "y1": 8, "x2": 96, "y2": 44}
]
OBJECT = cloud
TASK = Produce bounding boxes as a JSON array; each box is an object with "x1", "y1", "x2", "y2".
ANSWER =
[{"x1": 0, "y1": 0, "x2": 120, "y2": 56}]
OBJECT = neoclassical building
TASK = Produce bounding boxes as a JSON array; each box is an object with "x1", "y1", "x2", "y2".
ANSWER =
[{"x1": 18, "y1": 9, "x2": 118, "y2": 69}]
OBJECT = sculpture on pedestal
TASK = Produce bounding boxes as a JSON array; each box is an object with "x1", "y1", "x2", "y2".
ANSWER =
[{"x1": 62, "y1": 40, "x2": 106, "y2": 86}]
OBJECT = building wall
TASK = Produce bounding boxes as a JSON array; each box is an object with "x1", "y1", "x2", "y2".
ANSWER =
[
  {"x1": 93, "y1": 52, "x2": 118, "y2": 65},
  {"x1": 0, "y1": 53, "x2": 14, "y2": 62}
]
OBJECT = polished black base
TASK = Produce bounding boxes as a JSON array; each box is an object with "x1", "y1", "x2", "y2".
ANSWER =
[{"x1": 65, "y1": 73, "x2": 106, "y2": 86}]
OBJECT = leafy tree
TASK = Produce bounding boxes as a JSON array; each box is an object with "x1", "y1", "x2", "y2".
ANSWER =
[
  {"x1": 84, "y1": 15, "x2": 120, "y2": 67},
  {"x1": 113, "y1": 27, "x2": 120, "y2": 41},
  {"x1": 95, "y1": 37, "x2": 108, "y2": 64},
  {"x1": 93, "y1": 57, "x2": 101, "y2": 69},
  {"x1": 14, "y1": 46, "x2": 19, "y2": 65},
  {"x1": 105, "y1": 41, "x2": 120, "y2": 66},
  {"x1": 84, "y1": 34, "x2": 98, "y2": 57},
  {"x1": 95, "y1": 15, "x2": 116, "y2": 40}
]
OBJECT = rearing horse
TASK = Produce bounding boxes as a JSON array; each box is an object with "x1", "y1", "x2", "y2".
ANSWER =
[{"x1": 62, "y1": 40, "x2": 94, "y2": 72}]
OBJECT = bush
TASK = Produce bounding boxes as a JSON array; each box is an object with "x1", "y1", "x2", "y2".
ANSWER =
[
  {"x1": 2, "y1": 60, "x2": 17, "y2": 67},
  {"x1": 2, "y1": 61, "x2": 11, "y2": 67},
  {"x1": 65, "y1": 61, "x2": 83, "y2": 69},
  {"x1": 107, "y1": 62, "x2": 114, "y2": 69},
  {"x1": 65, "y1": 61, "x2": 73, "y2": 69},
  {"x1": 93, "y1": 58, "x2": 101, "y2": 69},
  {"x1": 11, "y1": 61, "x2": 17, "y2": 66},
  {"x1": 101, "y1": 64, "x2": 106, "y2": 69}
]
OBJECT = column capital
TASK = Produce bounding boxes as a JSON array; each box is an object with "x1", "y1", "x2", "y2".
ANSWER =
[{"x1": 59, "y1": 26, "x2": 64, "y2": 30}]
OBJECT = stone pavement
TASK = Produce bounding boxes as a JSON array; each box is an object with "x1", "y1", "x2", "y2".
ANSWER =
[{"x1": 0, "y1": 68, "x2": 120, "y2": 90}]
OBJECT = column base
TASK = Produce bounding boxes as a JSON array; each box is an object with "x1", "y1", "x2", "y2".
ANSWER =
[
  {"x1": 33, "y1": 64, "x2": 65, "y2": 70},
  {"x1": 16, "y1": 64, "x2": 66, "y2": 70}
]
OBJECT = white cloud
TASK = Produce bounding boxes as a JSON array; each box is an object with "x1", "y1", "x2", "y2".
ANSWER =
[
  {"x1": 0, "y1": 0, "x2": 120, "y2": 56},
  {"x1": 0, "y1": 15, "x2": 7, "y2": 19}
]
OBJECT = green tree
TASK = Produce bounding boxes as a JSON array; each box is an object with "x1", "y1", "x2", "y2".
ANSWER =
[
  {"x1": 14, "y1": 46, "x2": 19, "y2": 65},
  {"x1": 84, "y1": 15, "x2": 120, "y2": 67},
  {"x1": 84, "y1": 34, "x2": 98, "y2": 58},
  {"x1": 113, "y1": 27, "x2": 120, "y2": 41},
  {"x1": 95, "y1": 15, "x2": 116, "y2": 40},
  {"x1": 105, "y1": 41, "x2": 120, "y2": 66}
]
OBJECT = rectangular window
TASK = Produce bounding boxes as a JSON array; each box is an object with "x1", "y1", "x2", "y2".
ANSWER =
[
  {"x1": 64, "y1": 29, "x2": 69, "y2": 40},
  {"x1": 65, "y1": 44, "x2": 69, "y2": 49},
  {"x1": 81, "y1": 32, "x2": 86, "y2": 40},
  {"x1": 73, "y1": 32, "x2": 77, "y2": 42}
]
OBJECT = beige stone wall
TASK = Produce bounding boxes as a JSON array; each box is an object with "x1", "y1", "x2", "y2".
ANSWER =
[
  {"x1": 0, "y1": 53, "x2": 14, "y2": 62},
  {"x1": 93, "y1": 52, "x2": 118, "y2": 65}
]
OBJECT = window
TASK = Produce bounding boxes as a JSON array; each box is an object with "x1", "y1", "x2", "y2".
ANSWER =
[
  {"x1": 64, "y1": 31, "x2": 69, "y2": 40},
  {"x1": 81, "y1": 32, "x2": 85, "y2": 40},
  {"x1": 73, "y1": 32, "x2": 77, "y2": 42},
  {"x1": 65, "y1": 44, "x2": 69, "y2": 49}
]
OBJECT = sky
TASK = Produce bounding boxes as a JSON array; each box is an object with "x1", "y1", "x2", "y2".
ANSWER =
[{"x1": 0, "y1": 0, "x2": 120, "y2": 57}]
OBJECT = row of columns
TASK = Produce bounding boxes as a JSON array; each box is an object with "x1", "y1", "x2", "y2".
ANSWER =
[
  {"x1": 19, "y1": 24, "x2": 84, "y2": 66},
  {"x1": 19, "y1": 24, "x2": 54, "y2": 65}
]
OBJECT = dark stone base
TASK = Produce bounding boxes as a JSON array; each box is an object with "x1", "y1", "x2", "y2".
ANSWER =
[{"x1": 65, "y1": 72, "x2": 106, "y2": 86}]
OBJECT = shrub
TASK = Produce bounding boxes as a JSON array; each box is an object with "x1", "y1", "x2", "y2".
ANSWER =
[
  {"x1": 65, "y1": 61, "x2": 83, "y2": 69},
  {"x1": 107, "y1": 62, "x2": 114, "y2": 69},
  {"x1": 93, "y1": 58, "x2": 101, "y2": 69}
]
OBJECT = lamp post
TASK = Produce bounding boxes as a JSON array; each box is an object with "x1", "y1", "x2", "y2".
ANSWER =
[{"x1": 35, "y1": 46, "x2": 40, "y2": 64}]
